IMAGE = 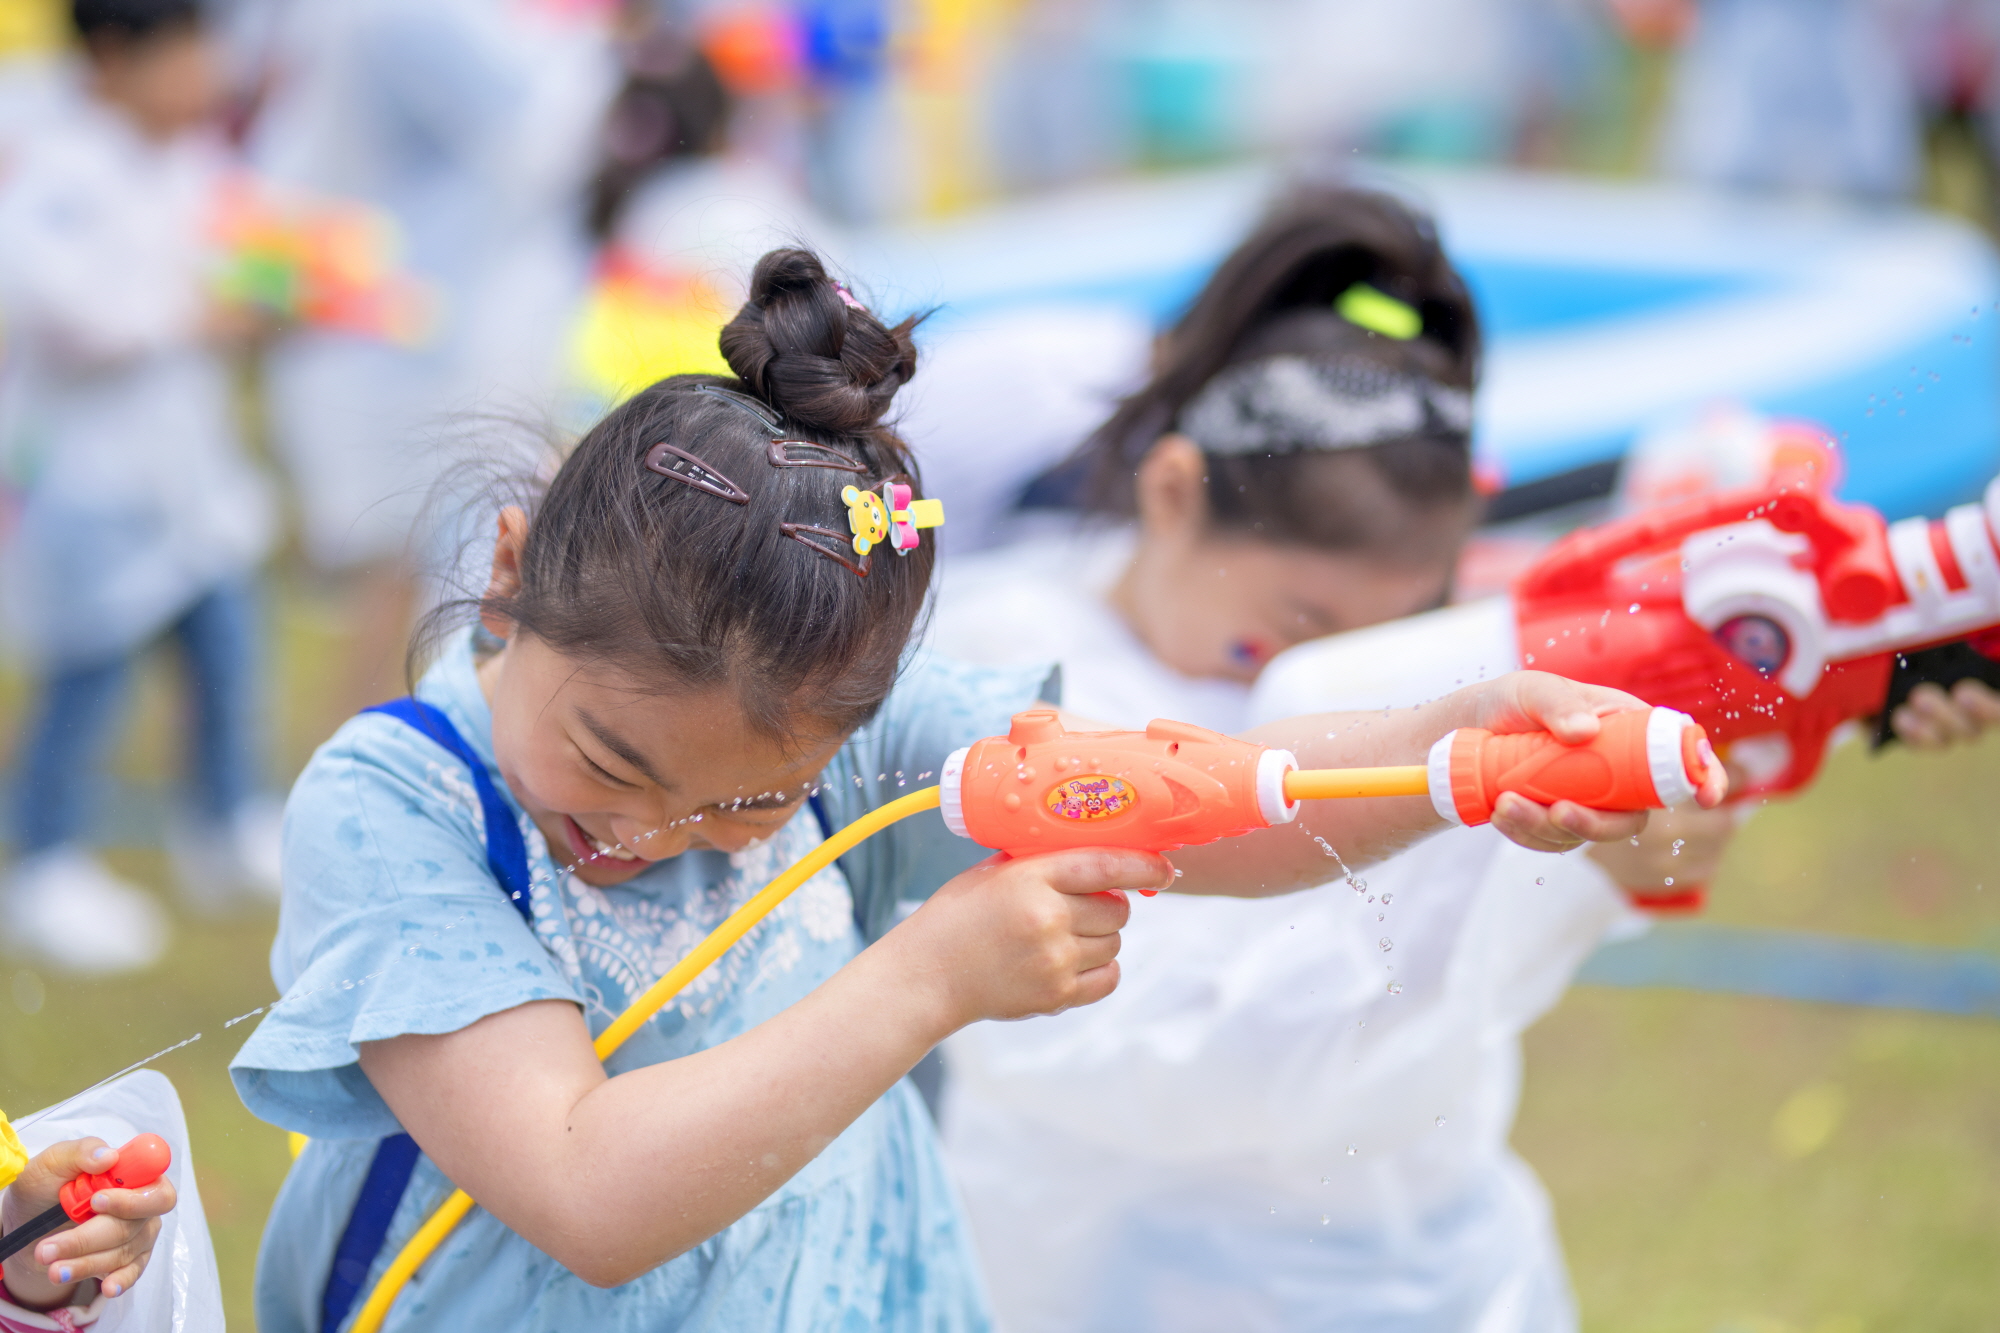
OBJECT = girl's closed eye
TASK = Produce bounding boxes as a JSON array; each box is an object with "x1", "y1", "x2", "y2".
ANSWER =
[{"x1": 577, "y1": 745, "x2": 640, "y2": 790}]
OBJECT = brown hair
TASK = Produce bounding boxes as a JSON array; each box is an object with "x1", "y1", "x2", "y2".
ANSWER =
[
  {"x1": 1083, "y1": 185, "x2": 1482, "y2": 558},
  {"x1": 431, "y1": 248, "x2": 928, "y2": 744}
]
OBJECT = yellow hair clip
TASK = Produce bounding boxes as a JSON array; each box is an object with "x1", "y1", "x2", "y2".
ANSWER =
[{"x1": 842, "y1": 482, "x2": 943, "y2": 558}]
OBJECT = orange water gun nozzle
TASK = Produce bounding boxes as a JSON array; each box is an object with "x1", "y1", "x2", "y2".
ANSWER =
[{"x1": 939, "y1": 708, "x2": 1717, "y2": 858}]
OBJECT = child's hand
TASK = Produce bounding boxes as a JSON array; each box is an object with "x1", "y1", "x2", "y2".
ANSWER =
[
  {"x1": 1890, "y1": 679, "x2": 2000, "y2": 749},
  {"x1": 1, "y1": 1138, "x2": 174, "y2": 1310},
  {"x1": 893, "y1": 849, "x2": 1172, "y2": 1029},
  {"x1": 1465, "y1": 671, "x2": 1729, "y2": 853}
]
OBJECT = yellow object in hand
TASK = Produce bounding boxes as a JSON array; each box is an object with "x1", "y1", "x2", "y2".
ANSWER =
[{"x1": 0, "y1": 1108, "x2": 27, "y2": 1193}]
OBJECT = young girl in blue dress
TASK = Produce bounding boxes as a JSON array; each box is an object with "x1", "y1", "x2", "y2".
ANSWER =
[{"x1": 230, "y1": 247, "x2": 1675, "y2": 1332}]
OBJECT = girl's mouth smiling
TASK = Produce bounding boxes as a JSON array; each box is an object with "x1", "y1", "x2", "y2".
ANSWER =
[{"x1": 563, "y1": 814, "x2": 642, "y2": 866}]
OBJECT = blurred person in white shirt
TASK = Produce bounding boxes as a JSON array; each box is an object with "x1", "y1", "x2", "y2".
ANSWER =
[
  {"x1": 243, "y1": 0, "x2": 616, "y2": 716},
  {"x1": 0, "y1": 0, "x2": 280, "y2": 972}
]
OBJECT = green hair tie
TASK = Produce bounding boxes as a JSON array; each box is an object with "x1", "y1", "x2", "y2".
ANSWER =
[{"x1": 1336, "y1": 283, "x2": 1422, "y2": 341}]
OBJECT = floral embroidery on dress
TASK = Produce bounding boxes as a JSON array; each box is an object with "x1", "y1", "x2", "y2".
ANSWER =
[{"x1": 528, "y1": 810, "x2": 856, "y2": 1026}]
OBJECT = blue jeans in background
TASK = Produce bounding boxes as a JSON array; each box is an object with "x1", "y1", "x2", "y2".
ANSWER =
[{"x1": 14, "y1": 578, "x2": 263, "y2": 855}]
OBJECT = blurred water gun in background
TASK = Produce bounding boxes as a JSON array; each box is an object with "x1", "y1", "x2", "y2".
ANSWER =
[
  {"x1": 1255, "y1": 421, "x2": 2000, "y2": 903},
  {"x1": 207, "y1": 177, "x2": 438, "y2": 346}
]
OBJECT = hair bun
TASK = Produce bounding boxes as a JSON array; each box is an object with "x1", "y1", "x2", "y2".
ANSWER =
[{"x1": 718, "y1": 249, "x2": 919, "y2": 437}]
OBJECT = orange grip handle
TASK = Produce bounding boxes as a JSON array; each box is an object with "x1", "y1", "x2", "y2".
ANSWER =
[
  {"x1": 58, "y1": 1134, "x2": 171, "y2": 1223},
  {"x1": 944, "y1": 710, "x2": 1289, "y2": 858},
  {"x1": 1440, "y1": 708, "x2": 1715, "y2": 826}
]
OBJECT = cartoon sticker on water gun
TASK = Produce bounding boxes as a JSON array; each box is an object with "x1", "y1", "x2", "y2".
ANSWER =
[{"x1": 1046, "y1": 775, "x2": 1137, "y2": 822}]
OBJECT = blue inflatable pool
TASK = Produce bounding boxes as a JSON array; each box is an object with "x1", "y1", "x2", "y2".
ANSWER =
[{"x1": 854, "y1": 163, "x2": 2000, "y2": 520}]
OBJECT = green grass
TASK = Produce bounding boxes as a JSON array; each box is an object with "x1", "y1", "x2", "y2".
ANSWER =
[
  {"x1": 1517, "y1": 733, "x2": 2000, "y2": 1332},
  {"x1": 2, "y1": 878, "x2": 289, "y2": 1329},
  {"x1": 6, "y1": 604, "x2": 2000, "y2": 1328}
]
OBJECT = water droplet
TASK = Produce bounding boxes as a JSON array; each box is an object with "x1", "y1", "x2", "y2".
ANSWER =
[
  {"x1": 1377, "y1": 913, "x2": 1385, "y2": 922},
  {"x1": 1436, "y1": 1116, "x2": 1447, "y2": 1129},
  {"x1": 1672, "y1": 838, "x2": 1685, "y2": 856},
  {"x1": 1628, "y1": 603, "x2": 1641, "y2": 614},
  {"x1": 1320, "y1": 1214, "x2": 1330, "y2": 1225},
  {"x1": 1664, "y1": 876, "x2": 1675, "y2": 886},
  {"x1": 1387, "y1": 981, "x2": 1403, "y2": 995},
  {"x1": 1346, "y1": 1144, "x2": 1358, "y2": 1156},
  {"x1": 1380, "y1": 893, "x2": 1392, "y2": 905},
  {"x1": 1378, "y1": 937, "x2": 1393, "y2": 952},
  {"x1": 1320, "y1": 1176, "x2": 1328, "y2": 1185}
]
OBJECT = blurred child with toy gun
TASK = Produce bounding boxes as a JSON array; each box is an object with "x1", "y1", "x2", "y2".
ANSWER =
[
  {"x1": 208, "y1": 177, "x2": 438, "y2": 347},
  {"x1": 1253, "y1": 430, "x2": 2000, "y2": 909}
]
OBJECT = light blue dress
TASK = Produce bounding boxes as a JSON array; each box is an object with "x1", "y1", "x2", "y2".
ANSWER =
[{"x1": 231, "y1": 631, "x2": 1053, "y2": 1332}]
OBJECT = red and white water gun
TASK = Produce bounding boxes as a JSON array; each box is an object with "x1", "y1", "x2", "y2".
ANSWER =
[{"x1": 1253, "y1": 436, "x2": 2000, "y2": 901}]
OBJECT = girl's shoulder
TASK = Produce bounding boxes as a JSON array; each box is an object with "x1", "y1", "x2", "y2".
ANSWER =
[
  {"x1": 293, "y1": 706, "x2": 489, "y2": 831},
  {"x1": 282, "y1": 639, "x2": 503, "y2": 912}
]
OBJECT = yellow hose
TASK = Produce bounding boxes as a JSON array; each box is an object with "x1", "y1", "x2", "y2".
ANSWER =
[
  {"x1": 348, "y1": 786, "x2": 943, "y2": 1333},
  {"x1": 1284, "y1": 765, "x2": 1430, "y2": 801}
]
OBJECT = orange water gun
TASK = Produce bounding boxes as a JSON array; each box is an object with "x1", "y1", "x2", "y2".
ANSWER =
[
  {"x1": 939, "y1": 707, "x2": 1712, "y2": 860},
  {"x1": 208, "y1": 178, "x2": 437, "y2": 346}
]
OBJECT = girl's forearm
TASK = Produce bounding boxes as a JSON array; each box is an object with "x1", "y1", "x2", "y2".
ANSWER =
[{"x1": 360, "y1": 939, "x2": 953, "y2": 1287}]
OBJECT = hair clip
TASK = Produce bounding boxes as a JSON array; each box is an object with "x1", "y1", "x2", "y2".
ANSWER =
[
  {"x1": 694, "y1": 382, "x2": 783, "y2": 432},
  {"x1": 1334, "y1": 283, "x2": 1422, "y2": 341},
  {"x1": 841, "y1": 480, "x2": 944, "y2": 559},
  {"x1": 781, "y1": 523, "x2": 872, "y2": 577},
  {"x1": 832, "y1": 281, "x2": 867, "y2": 312},
  {"x1": 644, "y1": 442, "x2": 749, "y2": 504},
  {"x1": 767, "y1": 439, "x2": 868, "y2": 473},
  {"x1": 883, "y1": 481, "x2": 945, "y2": 553}
]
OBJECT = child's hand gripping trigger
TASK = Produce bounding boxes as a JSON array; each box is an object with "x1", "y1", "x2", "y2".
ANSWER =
[
  {"x1": 0, "y1": 1135, "x2": 171, "y2": 1266},
  {"x1": 938, "y1": 708, "x2": 1724, "y2": 865}
]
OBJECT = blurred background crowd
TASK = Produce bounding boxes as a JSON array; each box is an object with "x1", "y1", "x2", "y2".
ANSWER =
[{"x1": 1, "y1": 0, "x2": 1998, "y2": 1327}]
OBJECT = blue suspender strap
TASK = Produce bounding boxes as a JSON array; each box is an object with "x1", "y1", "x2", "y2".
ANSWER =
[
  {"x1": 361, "y1": 696, "x2": 534, "y2": 923},
  {"x1": 319, "y1": 1133, "x2": 420, "y2": 1332},
  {"x1": 320, "y1": 697, "x2": 533, "y2": 1330}
]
